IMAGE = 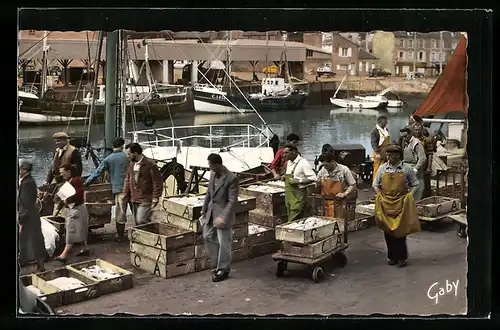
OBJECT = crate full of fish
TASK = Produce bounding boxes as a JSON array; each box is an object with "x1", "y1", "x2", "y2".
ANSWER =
[
  {"x1": 416, "y1": 196, "x2": 462, "y2": 218},
  {"x1": 248, "y1": 224, "x2": 275, "y2": 246},
  {"x1": 20, "y1": 274, "x2": 64, "y2": 308},
  {"x1": 263, "y1": 180, "x2": 286, "y2": 188},
  {"x1": 281, "y1": 232, "x2": 346, "y2": 259},
  {"x1": 241, "y1": 184, "x2": 286, "y2": 205},
  {"x1": 355, "y1": 201, "x2": 376, "y2": 216},
  {"x1": 35, "y1": 267, "x2": 100, "y2": 305},
  {"x1": 67, "y1": 259, "x2": 134, "y2": 296},
  {"x1": 275, "y1": 216, "x2": 345, "y2": 245},
  {"x1": 129, "y1": 222, "x2": 195, "y2": 251}
]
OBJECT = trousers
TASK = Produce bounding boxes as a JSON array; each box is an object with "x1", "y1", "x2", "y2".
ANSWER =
[
  {"x1": 384, "y1": 232, "x2": 408, "y2": 262},
  {"x1": 202, "y1": 218, "x2": 232, "y2": 272},
  {"x1": 131, "y1": 202, "x2": 152, "y2": 225}
]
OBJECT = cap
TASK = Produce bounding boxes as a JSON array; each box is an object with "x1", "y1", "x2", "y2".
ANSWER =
[
  {"x1": 386, "y1": 144, "x2": 402, "y2": 153},
  {"x1": 53, "y1": 132, "x2": 70, "y2": 139}
]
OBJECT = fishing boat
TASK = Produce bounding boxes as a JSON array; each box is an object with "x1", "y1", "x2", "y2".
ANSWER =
[
  {"x1": 355, "y1": 87, "x2": 405, "y2": 108},
  {"x1": 330, "y1": 75, "x2": 387, "y2": 109}
]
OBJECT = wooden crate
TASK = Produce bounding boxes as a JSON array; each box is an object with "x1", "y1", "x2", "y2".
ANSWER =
[
  {"x1": 194, "y1": 236, "x2": 249, "y2": 259},
  {"x1": 42, "y1": 215, "x2": 65, "y2": 233},
  {"x1": 195, "y1": 232, "x2": 204, "y2": 246},
  {"x1": 195, "y1": 257, "x2": 212, "y2": 272},
  {"x1": 85, "y1": 183, "x2": 112, "y2": 192},
  {"x1": 88, "y1": 214, "x2": 112, "y2": 228},
  {"x1": 195, "y1": 244, "x2": 209, "y2": 259},
  {"x1": 130, "y1": 252, "x2": 195, "y2": 279},
  {"x1": 129, "y1": 222, "x2": 195, "y2": 250},
  {"x1": 347, "y1": 213, "x2": 375, "y2": 232},
  {"x1": 249, "y1": 209, "x2": 286, "y2": 228},
  {"x1": 256, "y1": 202, "x2": 287, "y2": 217},
  {"x1": 86, "y1": 202, "x2": 113, "y2": 216},
  {"x1": 281, "y1": 233, "x2": 345, "y2": 259},
  {"x1": 153, "y1": 211, "x2": 202, "y2": 233},
  {"x1": 232, "y1": 223, "x2": 249, "y2": 239},
  {"x1": 20, "y1": 274, "x2": 63, "y2": 308},
  {"x1": 232, "y1": 236, "x2": 249, "y2": 250},
  {"x1": 356, "y1": 201, "x2": 376, "y2": 216},
  {"x1": 235, "y1": 195, "x2": 257, "y2": 214},
  {"x1": 161, "y1": 195, "x2": 204, "y2": 221},
  {"x1": 275, "y1": 217, "x2": 345, "y2": 245},
  {"x1": 416, "y1": 196, "x2": 462, "y2": 218},
  {"x1": 250, "y1": 240, "x2": 280, "y2": 258},
  {"x1": 232, "y1": 246, "x2": 250, "y2": 262},
  {"x1": 66, "y1": 259, "x2": 133, "y2": 296},
  {"x1": 84, "y1": 187, "x2": 113, "y2": 203},
  {"x1": 248, "y1": 224, "x2": 275, "y2": 246},
  {"x1": 35, "y1": 267, "x2": 99, "y2": 305},
  {"x1": 130, "y1": 242, "x2": 195, "y2": 265},
  {"x1": 240, "y1": 185, "x2": 286, "y2": 205}
]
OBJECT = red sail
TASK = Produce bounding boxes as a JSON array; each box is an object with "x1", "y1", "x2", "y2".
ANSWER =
[{"x1": 413, "y1": 34, "x2": 468, "y2": 118}]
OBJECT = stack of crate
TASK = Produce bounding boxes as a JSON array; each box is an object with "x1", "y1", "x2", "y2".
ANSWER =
[
  {"x1": 152, "y1": 194, "x2": 257, "y2": 273},
  {"x1": 241, "y1": 182, "x2": 287, "y2": 257},
  {"x1": 275, "y1": 216, "x2": 347, "y2": 262},
  {"x1": 128, "y1": 222, "x2": 196, "y2": 279},
  {"x1": 84, "y1": 183, "x2": 114, "y2": 229}
]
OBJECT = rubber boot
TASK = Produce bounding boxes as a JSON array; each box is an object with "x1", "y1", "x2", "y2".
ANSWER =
[{"x1": 116, "y1": 224, "x2": 126, "y2": 242}]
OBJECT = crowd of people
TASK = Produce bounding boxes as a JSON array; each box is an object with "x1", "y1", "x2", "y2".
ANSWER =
[{"x1": 18, "y1": 114, "x2": 438, "y2": 281}]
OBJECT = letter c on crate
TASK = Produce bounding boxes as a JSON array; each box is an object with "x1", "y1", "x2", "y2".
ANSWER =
[{"x1": 134, "y1": 254, "x2": 141, "y2": 267}]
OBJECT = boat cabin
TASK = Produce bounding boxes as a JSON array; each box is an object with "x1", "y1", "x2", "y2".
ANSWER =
[{"x1": 261, "y1": 78, "x2": 292, "y2": 96}]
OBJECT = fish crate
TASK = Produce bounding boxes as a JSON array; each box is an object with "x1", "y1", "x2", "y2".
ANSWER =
[
  {"x1": 240, "y1": 184, "x2": 286, "y2": 205},
  {"x1": 281, "y1": 232, "x2": 346, "y2": 259},
  {"x1": 355, "y1": 201, "x2": 376, "y2": 216},
  {"x1": 129, "y1": 251, "x2": 195, "y2": 279},
  {"x1": 416, "y1": 196, "x2": 462, "y2": 218},
  {"x1": 130, "y1": 242, "x2": 195, "y2": 265},
  {"x1": 84, "y1": 186, "x2": 113, "y2": 203},
  {"x1": 194, "y1": 236, "x2": 249, "y2": 259},
  {"x1": 20, "y1": 274, "x2": 63, "y2": 308},
  {"x1": 347, "y1": 213, "x2": 375, "y2": 232},
  {"x1": 195, "y1": 232, "x2": 204, "y2": 246},
  {"x1": 154, "y1": 210, "x2": 249, "y2": 234},
  {"x1": 262, "y1": 180, "x2": 286, "y2": 188},
  {"x1": 85, "y1": 183, "x2": 112, "y2": 193},
  {"x1": 195, "y1": 257, "x2": 212, "y2": 272},
  {"x1": 232, "y1": 236, "x2": 249, "y2": 251},
  {"x1": 249, "y1": 209, "x2": 286, "y2": 228},
  {"x1": 232, "y1": 223, "x2": 249, "y2": 239},
  {"x1": 161, "y1": 195, "x2": 205, "y2": 221},
  {"x1": 42, "y1": 215, "x2": 65, "y2": 233},
  {"x1": 195, "y1": 244, "x2": 209, "y2": 259},
  {"x1": 235, "y1": 195, "x2": 257, "y2": 213},
  {"x1": 129, "y1": 222, "x2": 195, "y2": 251},
  {"x1": 248, "y1": 224, "x2": 275, "y2": 246},
  {"x1": 232, "y1": 246, "x2": 250, "y2": 262},
  {"x1": 35, "y1": 267, "x2": 100, "y2": 306},
  {"x1": 256, "y1": 202, "x2": 288, "y2": 217},
  {"x1": 86, "y1": 202, "x2": 113, "y2": 216},
  {"x1": 66, "y1": 259, "x2": 133, "y2": 296},
  {"x1": 275, "y1": 216, "x2": 345, "y2": 245},
  {"x1": 250, "y1": 240, "x2": 280, "y2": 258}
]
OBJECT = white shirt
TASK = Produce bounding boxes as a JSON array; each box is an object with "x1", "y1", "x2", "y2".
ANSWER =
[
  {"x1": 376, "y1": 124, "x2": 390, "y2": 147},
  {"x1": 133, "y1": 156, "x2": 144, "y2": 183},
  {"x1": 19, "y1": 173, "x2": 28, "y2": 186},
  {"x1": 285, "y1": 155, "x2": 317, "y2": 183}
]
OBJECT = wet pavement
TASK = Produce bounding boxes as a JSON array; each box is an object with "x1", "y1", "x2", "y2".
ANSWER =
[{"x1": 22, "y1": 214, "x2": 467, "y2": 316}]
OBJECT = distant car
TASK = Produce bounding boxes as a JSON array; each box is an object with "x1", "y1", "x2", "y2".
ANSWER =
[
  {"x1": 316, "y1": 66, "x2": 336, "y2": 77},
  {"x1": 370, "y1": 69, "x2": 392, "y2": 77},
  {"x1": 414, "y1": 71, "x2": 424, "y2": 78},
  {"x1": 262, "y1": 65, "x2": 278, "y2": 74}
]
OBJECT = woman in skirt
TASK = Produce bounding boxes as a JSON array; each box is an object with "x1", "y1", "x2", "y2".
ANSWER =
[{"x1": 54, "y1": 164, "x2": 89, "y2": 264}]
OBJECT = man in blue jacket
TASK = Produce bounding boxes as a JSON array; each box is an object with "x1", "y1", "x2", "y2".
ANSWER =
[{"x1": 84, "y1": 137, "x2": 130, "y2": 242}]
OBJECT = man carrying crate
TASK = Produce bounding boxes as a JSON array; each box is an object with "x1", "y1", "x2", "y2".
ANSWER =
[
  {"x1": 373, "y1": 144, "x2": 421, "y2": 268},
  {"x1": 315, "y1": 152, "x2": 357, "y2": 219}
]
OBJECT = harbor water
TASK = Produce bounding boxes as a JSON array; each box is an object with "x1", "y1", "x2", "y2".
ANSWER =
[{"x1": 19, "y1": 100, "x2": 447, "y2": 185}]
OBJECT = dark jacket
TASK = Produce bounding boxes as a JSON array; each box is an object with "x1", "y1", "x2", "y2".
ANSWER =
[
  {"x1": 123, "y1": 157, "x2": 163, "y2": 204},
  {"x1": 45, "y1": 145, "x2": 83, "y2": 183},
  {"x1": 18, "y1": 175, "x2": 47, "y2": 263},
  {"x1": 201, "y1": 167, "x2": 239, "y2": 227},
  {"x1": 370, "y1": 127, "x2": 382, "y2": 153}
]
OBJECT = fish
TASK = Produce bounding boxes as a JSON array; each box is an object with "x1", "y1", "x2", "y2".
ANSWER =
[
  {"x1": 26, "y1": 285, "x2": 43, "y2": 296},
  {"x1": 79, "y1": 265, "x2": 121, "y2": 281},
  {"x1": 248, "y1": 224, "x2": 271, "y2": 235},
  {"x1": 46, "y1": 277, "x2": 86, "y2": 291}
]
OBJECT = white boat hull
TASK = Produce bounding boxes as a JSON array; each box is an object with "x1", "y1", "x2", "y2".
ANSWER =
[
  {"x1": 19, "y1": 112, "x2": 87, "y2": 124},
  {"x1": 387, "y1": 100, "x2": 404, "y2": 107},
  {"x1": 330, "y1": 98, "x2": 382, "y2": 109},
  {"x1": 193, "y1": 99, "x2": 249, "y2": 114},
  {"x1": 356, "y1": 95, "x2": 404, "y2": 108},
  {"x1": 142, "y1": 146, "x2": 275, "y2": 178}
]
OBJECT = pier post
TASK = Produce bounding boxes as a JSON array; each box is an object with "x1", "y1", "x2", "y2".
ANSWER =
[
  {"x1": 163, "y1": 60, "x2": 174, "y2": 84},
  {"x1": 191, "y1": 60, "x2": 198, "y2": 84},
  {"x1": 104, "y1": 31, "x2": 118, "y2": 157}
]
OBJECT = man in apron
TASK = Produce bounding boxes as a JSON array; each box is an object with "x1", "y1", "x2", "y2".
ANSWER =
[
  {"x1": 315, "y1": 152, "x2": 357, "y2": 220},
  {"x1": 413, "y1": 123, "x2": 436, "y2": 199},
  {"x1": 281, "y1": 144, "x2": 316, "y2": 222},
  {"x1": 400, "y1": 127, "x2": 427, "y2": 201},
  {"x1": 270, "y1": 133, "x2": 300, "y2": 179},
  {"x1": 370, "y1": 116, "x2": 390, "y2": 184},
  {"x1": 373, "y1": 144, "x2": 421, "y2": 268}
]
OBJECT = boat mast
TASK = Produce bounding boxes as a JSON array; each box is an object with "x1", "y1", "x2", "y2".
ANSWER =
[
  {"x1": 265, "y1": 31, "x2": 269, "y2": 78},
  {"x1": 226, "y1": 31, "x2": 232, "y2": 94},
  {"x1": 40, "y1": 31, "x2": 48, "y2": 97},
  {"x1": 439, "y1": 31, "x2": 444, "y2": 74},
  {"x1": 86, "y1": 31, "x2": 104, "y2": 147},
  {"x1": 120, "y1": 30, "x2": 128, "y2": 139},
  {"x1": 104, "y1": 31, "x2": 118, "y2": 157}
]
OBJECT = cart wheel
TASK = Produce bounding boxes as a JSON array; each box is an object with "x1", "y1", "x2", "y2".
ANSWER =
[
  {"x1": 312, "y1": 267, "x2": 324, "y2": 283},
  {"x1": 276, "y1": 261, "x2": 286, "y2": 277},
  {"x1": 457, "y1": 226, "x2": 467, "y2": 238},
  {"x1": 334, "y1": 251, "x2": 348, "y2": 267}
]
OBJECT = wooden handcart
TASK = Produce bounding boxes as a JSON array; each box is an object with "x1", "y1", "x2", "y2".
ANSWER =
[{"x1": 272, "y1": 194, "x2": 349, "y2": 283}]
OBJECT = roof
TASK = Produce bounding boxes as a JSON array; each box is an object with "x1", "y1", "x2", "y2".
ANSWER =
[
  {"x1": 331, "y1": 33, "x2": 360, "y2": 47},
  {"x1": 358, "y1": 49, "x2": 378, "y2": 60},
  {"x1": 393, "y1": 31, "x2": 459, "y2": 39},
  {"x1": 18, "y1": 37, "x2": 329, "y2": 62}
]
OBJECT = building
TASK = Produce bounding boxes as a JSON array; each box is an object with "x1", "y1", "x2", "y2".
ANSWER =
[{"x1": 393, "y1": 31, "x2": 461, "y2": 76}]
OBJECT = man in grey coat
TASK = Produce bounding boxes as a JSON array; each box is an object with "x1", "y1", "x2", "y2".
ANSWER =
[
  {"x1": 200, "y1": 153, "x2": 239, "y2": 282},
  {"x1": 18, "y1": 159, "x2": 48, "y2": 272},
  {"x1": 400, "y1": 127, "x2": 427, "y2": 201}
]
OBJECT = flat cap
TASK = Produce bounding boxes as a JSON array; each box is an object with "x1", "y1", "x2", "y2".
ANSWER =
[
  {"x1": 52, "y1": 132, "x2": 70, "y2": 139},
  {"x1": 386, "y1": 144, "x2": 402, "y2": 153}
]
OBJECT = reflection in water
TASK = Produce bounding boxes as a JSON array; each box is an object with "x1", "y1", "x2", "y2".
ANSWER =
[{"x1": 20, "y1": 101, "x2": 448, "y2": 184}]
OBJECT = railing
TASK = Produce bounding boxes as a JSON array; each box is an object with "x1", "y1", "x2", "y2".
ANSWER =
[
  {"x1": 193, "y1": 83, "x2": 224, "y2": 92},
  {"x1": 130, "y1": 124, "x2": 272, "y2": 150}
]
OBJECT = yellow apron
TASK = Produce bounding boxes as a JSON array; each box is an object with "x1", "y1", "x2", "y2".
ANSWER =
[
  {"x1": 372, "y1": 133, "x2": 390, "y2": 184},
  {"x1": 319, "y1": 179, "x2": 345, "y2": 219},
  {"x1": 285, "y1": 160, "x2": 308, "y2": 222},
  {"x1": 374, "y1": 172, "x2": 421, "y2": 238}
]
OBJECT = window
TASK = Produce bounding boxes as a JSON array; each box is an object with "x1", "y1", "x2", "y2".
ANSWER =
[
  {"x1": 431, "y1": 39, "x2": 437, "y2": 48},
  {"x1": 339, "y1": 64, "x2": 349, "y2": 71},
  {"x1": 28, "y1": 30, "x2": 36, "y2": 35},
  {"x1": 418, "y1": 52, "x2": 425, "y2": 61},
  {"x1": 371, "y1": 63, "x2": 375, "y2": 70},
  {"x1": 359, "y1": 62, "x2": 363, "y2": 72},
  {"x1": 408, "y1": 39, "x2": 413, "y2": 48},
  {"x1": 439, "y1": 53, "x2": 445, "y2": 61},
  {"x1": 306, "y1": 49, "x2": 313, "y2": 57},
  {"x1": 430, "y1": 52, "x2": 437, "y2": 62},
  {"x1": 341, "y1": 47, "x2": 348, "y2": 57},
  {"x1": 366, "y1": 63, "x2": 370, "y2": 72},
  {"x1": 407, "y1": 51, "x2": 414, "y2": 60},
  {"x1": 452, "y1": 41, "x2": 458, "y2": 50},
  {"x1": 418, "y1": 39, "x2": 424, "y2": 48},
  {"x1": 398, "y1": 51, "x2": 405, "y2": 59},
  {"x1": 440, "y1": 39, "x2": 445, "y2": 48},
  {"x1": 399, "y1": 39, "x2": 404, "y2": 47}
]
